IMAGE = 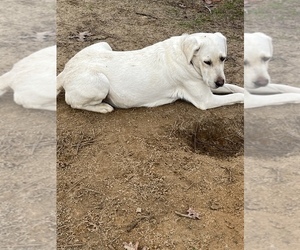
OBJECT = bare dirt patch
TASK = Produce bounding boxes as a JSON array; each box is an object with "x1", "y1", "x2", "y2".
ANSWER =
[
  {"x1": 245, "y1": 0, "x2": 300, "y2": 249},
  {"x1": 57, "y1": 1, "x2": 244, "y2": 249},
  {"x1": 0, "y1": 0, "x2": 56, "y2": 249}
]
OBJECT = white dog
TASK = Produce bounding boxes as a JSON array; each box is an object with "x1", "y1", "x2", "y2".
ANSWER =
[
  {"x1": 57, "y1": 33, "x2": 244, "y2": 113},
  {"x1": 244, "y1": 32, "x2": 300, "y2": 108},
  {"x1": 0, "y1": 46, "x2": 56, "y2": 111}
]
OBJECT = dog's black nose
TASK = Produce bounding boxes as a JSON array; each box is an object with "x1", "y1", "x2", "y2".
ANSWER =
[
  {"x1": 254, "y1": 77, "x2": 269, "y2": 87},
  {"x1": 215, "y1": 77, "x2": 225, "y2": 88}
]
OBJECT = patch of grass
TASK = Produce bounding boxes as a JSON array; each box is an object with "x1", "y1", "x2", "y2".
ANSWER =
[
  {"x1": 179, "y1": 0, "x2": 243, "y2": 30},
  {"x1": 246, "y1": 0, "x2": 299, "y2": 22},
  {"x1": 245, "y1": 0, "x2": 300, "y2": 37}
]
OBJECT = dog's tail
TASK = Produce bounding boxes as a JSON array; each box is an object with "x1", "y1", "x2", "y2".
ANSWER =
[
  {"x1": 56, "y1": 72, "x2": 64, "y2": 95},
  {"x1": 0, "y1": 71, "x2": 12, "y2": 96}
]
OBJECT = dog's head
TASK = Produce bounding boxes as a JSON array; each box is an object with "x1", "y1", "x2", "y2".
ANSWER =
[
  {"x1": 244, "y1": 32, "x2": 273, "y2": 89},
  {"x1": 182, "y1": 32, "x2": 227, "y2": 89}
]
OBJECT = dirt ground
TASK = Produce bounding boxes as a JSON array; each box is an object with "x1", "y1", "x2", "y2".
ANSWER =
[
  {"x1": 245, "y1": 0, "x2": 300, "y2": 249},
  {"x1": 0, "y1": 0, "x2": 56, "y2": 249},
  {"x1": 57, "y1": 1, "x2": 244, "y2": 249}
]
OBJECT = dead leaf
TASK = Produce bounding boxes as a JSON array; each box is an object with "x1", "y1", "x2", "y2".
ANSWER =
[
  {"x1": 187, "y1": 207, "x2": 201, "y2": 219},
  {"x1": 20, "y1": 31, "x2": 55, "y2": 41},
  {"x1": 35, "y1": 31, "x2": 56, "y2": 41},
  {"x1": 203, "y1": 0, "x2": 222, "y2": 4},
  {"x1": 69, "y1": 31, "x2": 93, "y2": 42},
  {"x1": 123, "y1": 242, "x2": 139, "y2": 250},
  {"x1": 123, "y1": 242, "x2": 149, "y2": 250}
]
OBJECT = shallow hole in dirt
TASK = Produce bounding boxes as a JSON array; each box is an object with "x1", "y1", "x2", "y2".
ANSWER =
[
  {"x1": 245, "y1": 115, "x2": 300, "y2": 158},
  {"x1": 174, "y1": 114, "x2": 244, "y2": 158}
]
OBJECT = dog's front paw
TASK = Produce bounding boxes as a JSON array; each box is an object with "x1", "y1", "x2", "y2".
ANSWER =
[
  {"x1": 230, "y1": 93, "x2": 244, "y2": 104},
  {"x1": 98, "y1": 103, "x2": 114, "y2": 113},
  {"x1": 72, "y1": 103, "x2": 114, "y2": 113}
]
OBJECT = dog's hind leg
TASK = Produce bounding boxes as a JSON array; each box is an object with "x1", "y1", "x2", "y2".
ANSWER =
[
  {"x1": 0, "y1": 71, "x2": 11, "y2": 96},
  {"x1": 98, "y1": 42, "x2": 113, "y2": 51},
  {"x1": 57, "y1": 73, "x2": 64, "y2": 95},
  {"x1": 65, "y1": 72, "x2": 114, "y2": 113},
  {"x1": 14, "y1": 91, "x2": 56, "y2": 111}
]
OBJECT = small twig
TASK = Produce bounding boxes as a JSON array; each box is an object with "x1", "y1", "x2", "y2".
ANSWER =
[
  {"x1": 221, "y1": 166, "x2": 233, "y2": 183},
  {"x1": 72, "y1": 133, "x2": 95, "y2": 155},
  {"x1": 186, "y1": 183, "x2": 194, "y2": 191},
  {"x1": 67, "y1": 176, "x2": 88, "y2": 193},
  {"x1": 135, "y1": 12, "x2": 158, "y2": 19},
  {"x1": 57, "y1": 243, "x2": 84, "y2": 248},
  {"x1": 57, "y1": 224, "x2": 68, "y2": 230},
  {"x1": 28, "y1": 134, "x2": 44, "y2": 154},
  {"x1": 204, "y1": 5, "x2": 212, "y2": 13},
  {"x1": 82, "y1": 187, "x2": 101, "y2": 194},
  {"x1": 175, "y1": 211, "x2": 194, "y2": 218},
  {"x1": 0, "y1": 177, "x2": 48, "y2": 202},
  {"x1": 175, "y1": 208, "x2": 200, "y2": 220},
  {"x1": 126, "y1": 218, "x2": 143, "y2": 233},
  {"x1": 2, "y1": 244, "x2": 44, "y2": 249},
  {"x1": 75, "y1": 133, "x2": 84, "y2": 154},
  {"x1": 110, "y1": 235, "x2": 121, "y2": 244},
  {"x1": 126, "y1": 215, "x2": 154, "y2": 232}
]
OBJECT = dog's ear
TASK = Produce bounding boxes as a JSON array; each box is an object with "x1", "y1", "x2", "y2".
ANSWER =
[
  {"x1": 264, "y1": 34, "x2": 273, "y2": 56},
  {"x1": 255, "y1": 32, "x2": 273, "y2": 56},
  {"x1": 182, "y1": 36, "x2": 201, "y2": 64},
  {"x1": 214, "y1": 32, "x2": 227, "y2": 55}
]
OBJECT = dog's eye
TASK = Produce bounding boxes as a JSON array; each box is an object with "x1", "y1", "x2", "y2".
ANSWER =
[
  {"x1": 220, "y1": 56, "x2": 226, "y2": 62},
  {"x1": 262, "y1": 56, "x2": 271, "y2": 62},
  {"x1": 204, "y1": 60, "x2": 212, "y2": 66},
  {"x1": 244, "y1": 60, "x2": 249, "y2": 66}
]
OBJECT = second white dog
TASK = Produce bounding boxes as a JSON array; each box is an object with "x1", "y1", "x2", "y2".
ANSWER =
[
  {"x1": 57, "y1": 33, "x2": 244, "y2": 113},
  {"x1": 244, "y1": 32, "x2": 300, "y2": 108}
]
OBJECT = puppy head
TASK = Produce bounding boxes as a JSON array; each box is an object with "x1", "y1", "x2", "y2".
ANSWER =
[
  {"x1": 182, "y1": 32, "x2": 227, "y2": 89},
  {"x1": 244, "y1": 32, "x2": 273, "y2": 89}
]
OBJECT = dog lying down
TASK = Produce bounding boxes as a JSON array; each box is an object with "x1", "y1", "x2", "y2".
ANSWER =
[
  {"x1": 244, "y1": 32, "x2": 300, "y2": 108},
  {"x1": 0, "y1": 46, "x2": 56, "y2": 111},
  {"x1": 57, "y1": 33, "x2": 244, "y2": 113}
]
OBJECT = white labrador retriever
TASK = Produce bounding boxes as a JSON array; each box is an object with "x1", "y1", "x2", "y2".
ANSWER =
[
  {"x1": 0, "y1": 46, "x2": 56, "y2": 111},
  {"x1": 57, "y1": 33, "x2": 244, "y2": 113},
  {"x1": 244, "y1": 32, "x2": 300, "y2": 108}
]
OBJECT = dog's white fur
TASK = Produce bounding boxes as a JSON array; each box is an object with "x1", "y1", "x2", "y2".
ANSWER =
[
  {"x1": 57, "y1": 33, "x2": 243, "y2": 113},
  {"x1": 244, "y1": 32, "x2": 300, "y2": 108},
  {"x1": 0, "y1": 46, "x2": 56, "y2": 111}
]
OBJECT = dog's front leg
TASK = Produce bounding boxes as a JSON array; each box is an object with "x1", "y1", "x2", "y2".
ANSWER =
[
  {"x1": 211, "y1": 84, "x2": 244, "y2": 94},
  {"x1": 245, "y1": 90, "x2": 300, "y2": 108},
  {"x1": 183, "y1": 83, "x2": 244, "y2": 110},
  {"x1": 266, "y1": 84, "x2": 300, "y2": 94},
  {"x1": 248, "y1": 84, "x2": 300, "y2": 95}
]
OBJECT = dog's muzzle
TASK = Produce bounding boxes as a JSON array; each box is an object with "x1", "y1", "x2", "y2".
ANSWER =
[
  {"x1": 215, "y1": 77, "x2": 225, "y2": 88},
  {"x1": 253, "y1": 76, "x2": 269, "y2": 87}
]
